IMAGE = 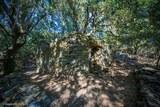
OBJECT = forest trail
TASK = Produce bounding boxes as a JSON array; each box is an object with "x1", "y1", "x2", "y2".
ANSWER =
[
  {"x1": 0, "y1": 60, "x2": 137, "y2": 107},
  {"x1": 1, "y1": 0, "x2": 160, "y2": 107}
]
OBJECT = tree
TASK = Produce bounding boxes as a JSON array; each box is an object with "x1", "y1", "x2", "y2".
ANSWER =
[
  {"x1": 55, "y1": 0, "x2": 113, "y2": 37},
  {"x1": 0, "y1": 0, "x2": 52, "y2": 74},
  {"x1": 148, "y1": 0, "x2": 160, "y2": 66}
]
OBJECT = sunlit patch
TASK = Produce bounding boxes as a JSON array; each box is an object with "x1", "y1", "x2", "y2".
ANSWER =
[
  {"x1": 107, "y1": 81, "x2": 114, "y2": 88},
  {"x1": 86, "y1": 93, "x2": 93, "y2": 98},
  {"x1": 85, "y1": 98, "x2": 96, "y2": 107},
  {"x1": 76, "y1": 88, "x2": 87, "y2": 97},
  {"x1": 39, "y1": 74, "x2": 51, "y2": 79},
  {"x1": 95, "y1": 79, "x2": 101, "y2": 84},
  {"x1": 117, "y1": 87, "x2": 125, "y2": 91},
  {"x1": 101, "y1": 99, "x2": 113, "y2": 107},
  {"x1": 59, "y1": 89, "x2": 71, "y2": 104},
  {"x1": 35, "y1": 75, "x2": 50, "y2": 83},
  {"x1": 78, "y1": 80, "x2": 87, "y2": 88},
  {"x1": 31, "y1": 74, "x2": 39, "y2": 79},
  {"x1": 55, "y1": 86, "x2": 62, "y2": 92},
  {"x1": 23, "y1": 71, "x2": 36, "y2": 75}
]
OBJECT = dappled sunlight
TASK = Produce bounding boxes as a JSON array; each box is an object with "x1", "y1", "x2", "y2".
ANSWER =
[
  {"x1": 0, "y1": 60, "x2": 138, "y2": 106},
  {"x1": 31, "y1": 74, "x2": 39, "y2": 79},
  {"x1": 39, "y1": 74, "x2": 51, "y2": 79},
  {"x1": 55, "y1": 86, "x2": 62, "y2": 92},
  {"x1": 59, "y1": 89, "x2": 71, "y2": 104},
  {"x1": 0, "y1": 0, "x2": 159, "y2": 106},
  {"x1": 21, "y1": 61, "x2": 137, "y2": 107},
  {"x1": 36, "y1": 78, "x2": 48, "y2": 83},
  {"x1": 23, "y1": 71, "x2": 37, "y2": 76}
]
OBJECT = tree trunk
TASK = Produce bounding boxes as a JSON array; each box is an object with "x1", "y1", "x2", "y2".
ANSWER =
[
  {"x1": 3, "y1": 42, "x2": 25, "y2": 75},
  {"x1": 134, "y1": 46, "x2": 138, "y2": 55},
  {"x1": 88, "y1": 48, "x2": 92, "y2": 73},
  {"x1": 4, "y1": 56, "x2": 15, "y2": 75}
]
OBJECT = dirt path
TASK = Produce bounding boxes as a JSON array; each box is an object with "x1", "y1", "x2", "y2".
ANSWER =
[
  {"x1": 26, "y1": 61, "x2": 137, "y2": 107},
  {"x1": 0, "y1": 61, "x2": 137, "y2": 107}
]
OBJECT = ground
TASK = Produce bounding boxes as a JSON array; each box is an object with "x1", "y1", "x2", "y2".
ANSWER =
[{"x1": 0, "y1": 59, "x2": 138, "y2": 107}]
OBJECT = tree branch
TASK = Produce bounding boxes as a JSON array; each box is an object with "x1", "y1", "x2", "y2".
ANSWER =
[
  {"x1": 99, "y1": 23, "x2": 112, "y2": 27},
  {"x1": 24, "y1": 7, "x2": 36, "y2": 25},
  {"x1": 28, "y1": 13, "x2": 46, "y2": 32},
  {"x1": 2, "y1": 3, "x2": 15, "y2": 26},
  {"x1": 0, "y1": 22, "x2": 12, "y2": 37},
  {"x1": 83, "y1": 6, "x2": 89, "y2": 34}
]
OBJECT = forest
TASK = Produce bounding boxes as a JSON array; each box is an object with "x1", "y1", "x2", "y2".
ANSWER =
[{"x1": 0, "y1": 0, "x2": 160, "y2": 107}]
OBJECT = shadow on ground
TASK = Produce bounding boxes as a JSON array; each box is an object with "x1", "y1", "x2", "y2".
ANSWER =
[{"x1": 0, "y1": 61, "x2": 137, "y2": 107}]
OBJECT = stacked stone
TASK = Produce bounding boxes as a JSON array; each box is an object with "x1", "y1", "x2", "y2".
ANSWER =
[
  {"x1": 91, "y1": 41, "x2": 111, "y2": 72},
  {"x1": 135, "y1": 67, "x2": 160, "y2": 107},
  {"x1": 36, "y1": 35, "x2": 90, "y2": 76},
  {"x1": 36, "y1": 34, "x2": 112, "y2": 76},
  {"x1": 56, "y1": 35, "x2": 89, "y2": 76},
  {"x1": 0, "y1": 72, "x2": 53, "y2": 107}
]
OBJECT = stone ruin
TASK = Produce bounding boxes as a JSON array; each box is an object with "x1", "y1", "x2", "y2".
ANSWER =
[{"x1": 36, "y1": 34, "x2": 112, "y2": 77}]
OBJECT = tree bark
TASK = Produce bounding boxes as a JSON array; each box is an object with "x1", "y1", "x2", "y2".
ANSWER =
[
  {"x1": 3, "y1": 41, "x2": 25, "y2": 75},
  {"x1": 4, "y1": 56, "x2": 15, "y2": 75},
  {"x1": 88, "y1": 48, "x2": 92, "y2": 73},
  {"x1": 3, "y1": 48, "x2": 16, "y2": 75}
]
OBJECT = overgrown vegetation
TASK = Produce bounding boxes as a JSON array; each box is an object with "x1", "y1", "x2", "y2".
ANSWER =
[
  {"x1": 0, "y1": 0, "x2": 160, "y2": 107},
  {"x1": 0, "y1": 0, "x2": 160, "y2": 74}
]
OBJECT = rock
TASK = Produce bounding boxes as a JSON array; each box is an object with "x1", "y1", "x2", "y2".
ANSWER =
[
  {"x1": 20, "y1": 85, "x2": 30, "y2": 92},
  {"x1": 2, "y1": 89, "x2": 14, "y2": 98},
  {"x1": 16, "y1": 101, "x2": 26, "y2": 106},
  {"x1": 114, "y1": 53, "x2": 129, "y2": 61},
  {"x1": 5, "y1": 97, "x2": 11, "y2": 102},
  {"x1": 23, "y1": 96, "x2": 35, "y2": 105},
  {"x1": 136, "y1": 101, "x2": 145, "y2": 107},
  {"x1": 76, "y1": 89, "x2": 87, "y2": 97},
  {"x1": 39, "y1": 92, "x2": 47, "y2": 99},
  {"x1": 141, "y1": 67, "x2": 158, "y2": 74},
  {"x1": 155, "y1": 72, "x2": 160, "y2": 77},
  {"x1": 113, "y1": 93, "x2": 120, "y2": 100},
  {"x1": 146, "y1": 95, "x2": 160, "y2": 107},
  {"x1": 136, "y1": 74, "x2": 157, "y2": 83},
  {"x1": 0, "y1": 103, "x2": 2, "y2": 107},
  {"x1": 32, "y1": 87, "x2": 41, "y2": 93},
  {"x1": 136, "y1": 68, "x2": 160, "y2": 107},
  {"x1": 25, "y1": 86, "x2": 34, "y2": 95},
  {"x1": 13, "y1": 93, "x2": 22, "y2": 101},
  {"x1": 102, "y1": 67, "x2": 109, "y2": 72},
  {"x1": 43, "y1": 98, "x2": 52, "y2": 106},
  {"x1": 21, "y1": 96, "x2": 28, "y2": 101},
  {"x1": 27, "y1": 100, "x2": 46, "y2": 107},
  {"x1": 33, "y1": 92, "x2": 41, "y2": 99}
]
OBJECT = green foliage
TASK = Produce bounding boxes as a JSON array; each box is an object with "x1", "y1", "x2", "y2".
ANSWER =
[{"x1": 1, "y1": 0, "x2": 159, "y2": 66}]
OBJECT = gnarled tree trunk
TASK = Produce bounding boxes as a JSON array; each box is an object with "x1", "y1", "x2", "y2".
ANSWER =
[
  {"x1": 4, "y1": 56, "x2": 15, "y2": 75},
  {"x1": 4, "y1": 41, "x2": 25, "y2": 75},
  {"x1": 4, "y1": 49, "x2": 16, "y2": 75}
]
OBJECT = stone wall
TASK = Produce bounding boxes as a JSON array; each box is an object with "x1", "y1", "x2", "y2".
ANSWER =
[
  {"x1": 89, "y1": 40, "x2": 111, "y2": 73},
  {"x1": 36, "y1": 34, "x2": 111, "y2": 77}
]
